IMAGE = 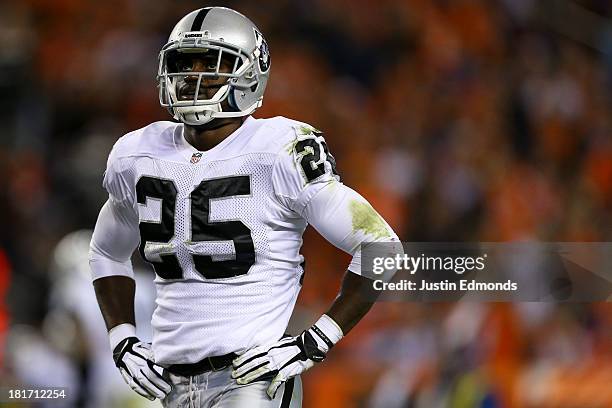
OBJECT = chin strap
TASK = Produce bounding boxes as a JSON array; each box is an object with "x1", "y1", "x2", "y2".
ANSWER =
[
  {"x1": 173, "y1": 83, "x2": 228, "y2": 125},
  {"x1": 181, "y1": 109, "x2": 218, "y2": 125}
]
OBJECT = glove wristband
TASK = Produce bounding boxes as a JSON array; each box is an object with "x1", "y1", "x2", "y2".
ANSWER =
[
  {"x1": 310, "y1": 314, "x2": 343, "y2": 353},
  {"x1": 109, "y1": 323, "x2": 136, "y2": 351}
]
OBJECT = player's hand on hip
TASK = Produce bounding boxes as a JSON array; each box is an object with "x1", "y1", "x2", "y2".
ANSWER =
[
  {"x1": 113, "y1": 337, "x2": 172, "y2": 400},
  {"x1": 231, "y1": 330, "x2": 324, "y2": 399},
  {"x1": 233, "y1": 314, "x2": 344, "y2": 399}
]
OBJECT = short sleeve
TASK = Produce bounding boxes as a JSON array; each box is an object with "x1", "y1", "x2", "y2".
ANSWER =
[
  {"x1": 102, "y1": 146, "x2": 136, "y2": 208},
  {"x1": 272, "y1": 124, "x2": 340, "y2": 215}
]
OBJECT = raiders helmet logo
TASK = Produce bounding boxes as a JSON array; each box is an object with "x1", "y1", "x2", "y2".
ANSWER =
[{"x1": 254, "y1": 29, "x2": 270, "y2": 72}]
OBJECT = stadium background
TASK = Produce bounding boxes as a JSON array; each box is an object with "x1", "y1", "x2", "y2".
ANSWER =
[{"x1": 0, "y1": 0, "x2": 611, "y2": 406}]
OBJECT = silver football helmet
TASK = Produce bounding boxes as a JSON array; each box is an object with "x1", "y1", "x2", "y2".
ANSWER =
[{"x1": 157, "y1": 7, "x2": 270, "y2": 125}]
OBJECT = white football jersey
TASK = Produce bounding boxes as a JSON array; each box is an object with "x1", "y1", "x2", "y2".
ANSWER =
[{"x1": 102, "y1": 116, "x2": 342, "y2": 364}]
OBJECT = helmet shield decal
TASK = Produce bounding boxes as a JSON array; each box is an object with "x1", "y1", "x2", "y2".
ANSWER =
[{"x1": 254, "y1": 29, "x2": 270, "y2": 72}]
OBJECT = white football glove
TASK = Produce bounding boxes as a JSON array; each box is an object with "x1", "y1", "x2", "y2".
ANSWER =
[
  {"x1": 113, "y1": 336, "x2": 172, "y2": 400},
  {"x1": 232, "y1": 315, "x2": 343, "y2": 399}
]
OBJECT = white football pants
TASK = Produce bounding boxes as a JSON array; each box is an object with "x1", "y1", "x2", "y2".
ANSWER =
[{"x1": 161, "y1": 367, "x2": 302, "y2": 408}]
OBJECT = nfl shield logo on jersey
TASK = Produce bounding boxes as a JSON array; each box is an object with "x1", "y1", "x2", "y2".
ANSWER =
[{"x1": 191, "y1": 152, "x2": 203, "y2": 164}]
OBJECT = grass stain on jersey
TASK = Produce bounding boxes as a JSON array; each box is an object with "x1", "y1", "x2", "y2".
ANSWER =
[
  {"x1": 326, "y1": 180, "x2": 339, "y2": 190},
  {"x1": 349, "y1": 200, "x2": 391, "y2": 239},
  {"x1": 284, "y1": 137, "x2": 299, "y2": 155},
  {"x1": 288, "y1": 124, "x2": 323, "y2": 155},
  {"x1": 297, "y1": 125, "x2": 321, "y2": 136}
]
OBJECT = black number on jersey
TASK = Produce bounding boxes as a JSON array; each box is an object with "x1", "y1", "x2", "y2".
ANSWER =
[
  {"x1": 191, "y1": 176, "x2": 255, "y2": 278},
  {"x1": 320, "y1": 139, "x2": 339, "y2": 178},
  {"x1": 295, "y1": 133, "x2": 339, "y2": 182},
  {"x1": 136, "y1": 177, "x2": 182, "y2": 279},
  {"x1": 135, "y1": 175, "x2": 255, "y2": 280}
]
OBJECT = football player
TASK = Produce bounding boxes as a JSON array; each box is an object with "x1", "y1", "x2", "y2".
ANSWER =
[{"x1": 89, "y1": 7, "x2": 400, "y2": 408}]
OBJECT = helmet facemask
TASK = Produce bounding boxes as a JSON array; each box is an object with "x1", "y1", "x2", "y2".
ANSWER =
[{"x1": 158, "y1": 37, "x2": 261, "y2": 125}]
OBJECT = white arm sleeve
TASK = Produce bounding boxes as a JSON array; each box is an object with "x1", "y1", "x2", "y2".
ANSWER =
[
  {"x1": 90, "y1": 140, "x2": 140, "y2": 281},
  {"x1": 89, "y1": 199, "x2": 140, "y2": 281},
  {"x1": 303, "y1": 180, "x2": 400, "y2": 275}
]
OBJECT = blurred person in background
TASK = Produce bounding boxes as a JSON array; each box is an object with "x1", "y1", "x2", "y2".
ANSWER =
[{"x1": 5, "y1": 230, "x2": 157, "y2": 408}]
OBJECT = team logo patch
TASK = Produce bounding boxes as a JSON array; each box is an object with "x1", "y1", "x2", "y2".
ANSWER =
[{"x1": 190, "y1": 152, "x2": 203, "y2": 164}]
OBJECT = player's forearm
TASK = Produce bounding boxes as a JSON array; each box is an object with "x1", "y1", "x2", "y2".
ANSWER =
[
  {"x1": 93, "y1": 276, "x2": 136, "y2": 331},
  {"x1": 326, "y1": 271, "x2": 379, "y2": 334}
]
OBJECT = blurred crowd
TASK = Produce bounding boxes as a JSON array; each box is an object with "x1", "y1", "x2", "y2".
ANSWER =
[{"x1": 0, "y1": 0, "x2": 610, "y2": 407}]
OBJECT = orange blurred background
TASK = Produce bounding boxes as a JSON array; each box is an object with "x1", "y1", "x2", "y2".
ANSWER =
[{"x1": 0, "y1": 1, "x2": 610, "y2": 407}]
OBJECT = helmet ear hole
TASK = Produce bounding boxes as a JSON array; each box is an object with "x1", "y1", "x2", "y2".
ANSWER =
[{"x1": 250, "y1": 83, "x2": 257, "y2": 92}]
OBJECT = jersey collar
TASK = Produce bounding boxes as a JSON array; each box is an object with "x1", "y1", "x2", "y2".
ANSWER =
[{"x1": 174, "y1": 116, "x2": 254, "y2": 162}]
